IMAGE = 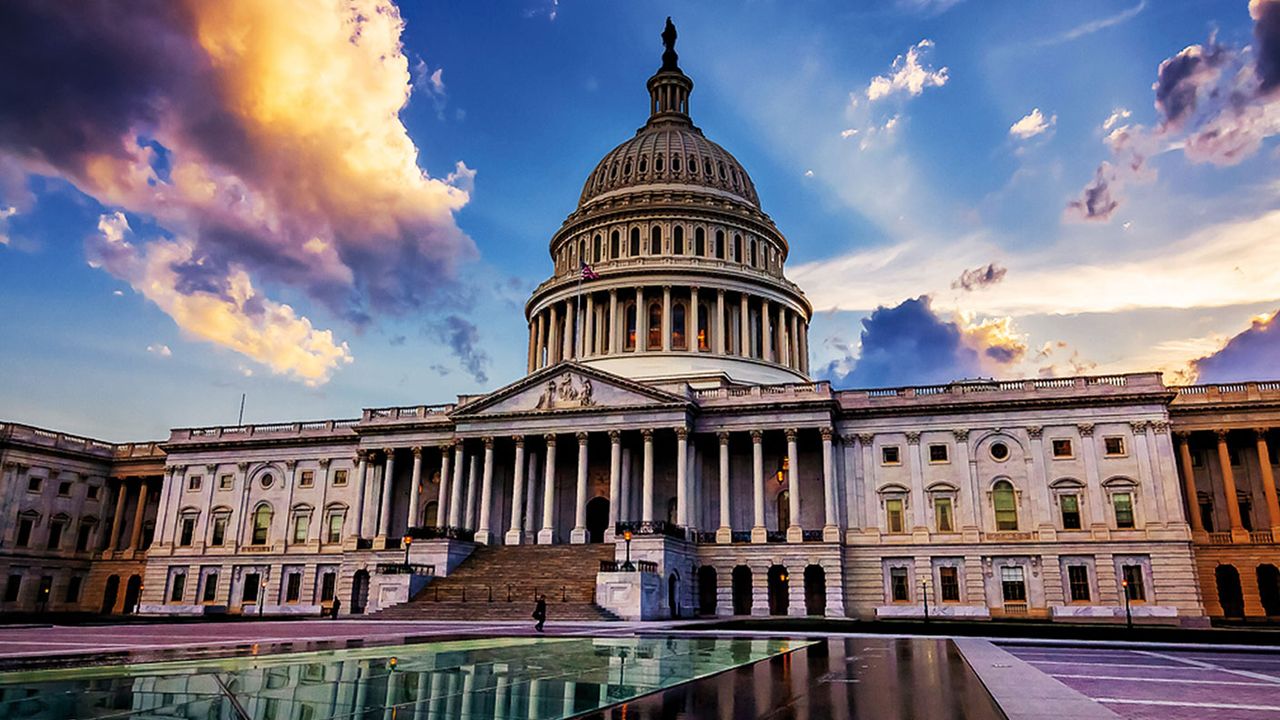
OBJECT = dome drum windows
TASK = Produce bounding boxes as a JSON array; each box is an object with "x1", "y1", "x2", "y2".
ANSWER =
[
  {"x1": 673, "y1": 225, "x2": 685, "y2": 255},
  {"x1": 695, "y1": 227, "x2": 706, "y2": 256},
  {"x1": 630, "y1": 228, "x2": 641, "y2": 256},
  {"x1": 649, "y1": 226, "x2": 662, "y2": 255},
  {"x1": 624, "y1": 303, "x2": 638, "y2": 351},
  {"x1": 647, "y1": 302, "x2": 662, "y2": 350},
  {"x1": 671, "y1": 302, "x2": 687, "y2": 350},
  {"x1": 655, "y1": 154, "x2": 664, "y2": 172}
]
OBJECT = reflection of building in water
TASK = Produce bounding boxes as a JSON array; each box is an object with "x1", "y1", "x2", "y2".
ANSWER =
[{"x1": 3, "y1": 21, "x2": 1280, "y2": 624}]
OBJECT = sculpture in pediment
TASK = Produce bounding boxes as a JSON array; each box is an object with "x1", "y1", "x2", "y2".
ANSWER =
[{"x1": 535, "y1": 373, "x2": 596, "y2": 410}]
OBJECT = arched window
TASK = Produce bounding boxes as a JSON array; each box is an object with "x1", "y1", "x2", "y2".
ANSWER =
[
  {"x1": 650, "y1": 226, "x2": 662, "y2": 255},
  {"x1": 672, "y1": 302, "x2": 687, "y2": 350},
  {"x1": 673, "y1": 226, "x2": 685, "y2": 255},
  {"x1": 697, "y1": 303, "x2": 710, "y2": 351},
  {"x1": 623, "y1": 159, "x2": 632, "y2": 176},
  {"x1": 655, "y1": 154, "x2": 664, "y2": 172},
  {"x1": 251, "y1": 504, "x2": 273, "y2": 545},
  {"x1": 993, "y1": 481, "x2": 1018, "y2": 531},
  {"x1": 672, "y1": 155, "x2": 681, "y2": 172},
  {"x1": 715, "y1": 230, "x2": 725, "y2": 259},
  {"x1": 695, "y1": 227, "x2": 706, "y2": 256},
  {"x1": 704, "y1": 158, "x2": 713, "y2": 175},
  {"x1": 638, "y1": 156, "x2": 648, "y2": 174},
  {"x1": 610, "y1": 230, "x2": 620, "y2": 259},
  {"x1": 593, "y1": 234, "x2": 602, "y2": 263},
  {"x1": 648, "y1": 302, "x2": 662, "y2": 350},
  {"x1": 625, "y1": 303, "x2": 638, "y2": 351},
  {"x1": 733, "y1": 234, "x2": 743, "y2": 262},
  {"x1": 748, "y1": 239, "x2": 756, "y2": 266}
]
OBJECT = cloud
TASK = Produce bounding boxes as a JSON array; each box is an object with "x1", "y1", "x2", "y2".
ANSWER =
[
  {"x1": 147, "y1": 343, "x2": 173, "y2": 358},
  {"x1": 413, "y1": 59, "x2": 449, "y2": 119},
  {"x1": 1068, "y1": 2, "x2": 1280, "y2": 219},
  {"x1": 1009, "y1": 108, "x2": 1056, "y2": 139},
  {"x1": 866, "y1": 40, "x2": 949, "y2": 102},
  {"x1": 952, "y1": 262, "x2": 1007, "y2": 291},
  {"x1": 436, "y1": 314, "x2": 489, "y2": 384},
  {"x1": 0, "y1": 205, "x2": 13, "y2": 246},
  {"x1": 817, "y1": 296, "x2": 1025, "y2": 388},
  {"x1": 89, "y1": 212, "x2": 352, "y2": 385},
  {"x1": 1033, "y1": 341, "x2": 1098, "y2": 378},
  {"x1": 1035, "y1": 0, "x2": 1147, "y2": 47},
  {"x1": 0, "y1": 0, "x2": 477, "y2": 381},
  {"x1": 1191, "y1": 309, "x2": 1280, "y2": 382},
  {"x1": 896, "y1": 0, "x2": 965, "y2": 16},
  {"x1": 1102, "y1": 108, "x2": 1132, "y2": 131}
]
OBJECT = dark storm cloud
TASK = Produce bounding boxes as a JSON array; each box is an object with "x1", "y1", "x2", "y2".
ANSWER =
[
  {"x1": 1193, "y1": 310, "x2": 1280, "y2": 382},
  {"x1": 437, "y1": 315, "x2": 490, "y2": 384},
  {"x1": 1255, "y1": 0, "x2": 1280, "y2": 93},
  {"x1": 1065, "y1": 163, "x2": 1121, "y2": 222},
  {"x1": 952, "y1": 262, "x2": 1008, "y2": 291}
]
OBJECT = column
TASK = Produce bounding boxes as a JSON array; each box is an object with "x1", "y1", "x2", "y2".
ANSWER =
[
  {"x1": 607, "y1": 431, "x2": 621, "y2": 540},
  {"x1": 534, "y1": 313, "x2": 546, "y2": 370},
  {"x1": 1175, "y1": 433, "x2": 1204, "y2": 533},
  {"x1": 1079, "y1": 424, "x2": 1106, "y2": 529},
  {"x1": 107, "y1": 478, "x2": 128, "y2": 552},
  {"x1": 799, "y1": 322, "x2": 809, "y2": 374},
  {"x1": 547, "y1": 304, "x2": 559, "y2": 365},
  {"x1": 761, "y1": 299, "x2": 773, "y2": 363},
  {"x1": 378, "y1": 448, "x2": 395, "y2": 539},
  {"x1": 690, "y1": 286, "x2": 700, "y2": 351},
  {"x1": 407, "y1": 447, "x2": 423, "y2": 529},
  {"x1": 619, "y1": 446, "x2": 633, "y2": 522},
  {"x1": 675, "y1": 428, "x2": 689, "y2": 526},
  {"x1": 635, "y1": 287, "x2": 647, "y2": 352},
  {"x1": 789, "y1": 311, "x2": 800, "y2": 368},
  {"x1": 464, "y1": 454, "x2": 479, "y2": 530},
  {"x1": 642, "y1": 429, "x2": 655, "y2": 522},
  {"x1": 661, "y1": 286, "x2": 672, "y2": 351},
  {"x1": 717, "y1": 432, "x2": 731, "y2": 543},
  {"x1": 448, "y1": 444, "x2": 465, "y2": 528},
  {"x1": 608, "y1": 289, "x2": 619, "y2": 354},
  {"x1": 739, "y1": 294, "x2": 750, "y2": 357},
  {"x1": 776, "y1": 304, "x2": 787, "y2": 366},
  {"x1": 353, "y1": 452, "x2": 369, "y2": 538},
  {"x1": 785, "y1": 429, "x2": 801, "y2": 543},
  {"x1": 1217, "y1": 430, "x2": 1247, "y2": 539},
  {"x1": 562, "y1": 299, "x2": 575, "y2": 360},
  {"x1": 1026, "y1": 426, "x2": 1054, "y2": 533},
  {"x1": 524, "y1": 447, "x2": 540, "y2": 541},
  {"x1": 527, "y1": 321, "x2": 536, "y2": 372},
  {"x1": 571, "y1": 433, "x2": 590, "y2": 543},
  {"x1": 539, "y1": 434, "x2": 558, "y2": 544},
  {"x1": 1256, "y1": 429, "x2": 1280, "y2": 532},
  {"x1": 715, "y1": 289, "x2": 726, "y2": 354},
  {"x1": 821, "y1": 428, "x2": 838, "y2": 541},
  {"x1": 507, "y1": 437, "x2": 527, "y2": 545},
  {"x1": 437, "y1": 444, "x2": 453, "y2": 528},
  {"x1": 476, "y1": 437, "x2": 496, "y2": 544},
  {"x1": 127, "y1": 479, "x2": 149, "y2": 551},
  {"x1": 584, "y1": 293, "x2": 596, "y2": 357},
  {"x1": 751, "y1": 431, "x2": 766, "y2": 543}
]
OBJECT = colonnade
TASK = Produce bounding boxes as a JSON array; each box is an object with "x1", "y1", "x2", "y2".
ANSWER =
[
  {"x1": 527, "y1": 285, "x2": 809, "y2": 374},
  {"x1": 103, "y1": 476, "x2": 156, "y2": 553},
  {"x1": 1175, "y1": 427, "x2": 1280, "y2": 540}
]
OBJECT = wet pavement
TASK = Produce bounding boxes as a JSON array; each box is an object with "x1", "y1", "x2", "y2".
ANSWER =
[{"x1": 1001, "y1": 642, "x2": 1280, "y2": 720}]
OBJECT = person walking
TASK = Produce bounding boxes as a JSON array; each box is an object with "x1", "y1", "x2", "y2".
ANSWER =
[{"x1": 532, "y1": 594, "x2": 547, "y2": 633}]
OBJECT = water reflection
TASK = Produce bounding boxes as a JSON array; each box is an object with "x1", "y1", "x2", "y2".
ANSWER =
[{"x1": 0, "y1": 636, "x2": 801, "y2": 720}]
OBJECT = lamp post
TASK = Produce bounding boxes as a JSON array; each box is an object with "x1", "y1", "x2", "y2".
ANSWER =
[
  {"x1": 1121, "y1": 578, "x2": 1133, "y2": 630},
  {"x1": 621, "y1": 530, "x2": 634, "y2": 571},
  {"x1": 402, "y1": 534, "x2": 413, "y2": 569},
  {"x1": 920, "y1": 579, "x2": 930, "y2": 623}
]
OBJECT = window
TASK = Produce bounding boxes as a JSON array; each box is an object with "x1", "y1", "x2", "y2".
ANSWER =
[
  {"x1": 934, "y1": 498, "x2": 954, "y2": 533},
  {"x1": 65, "y1": 575, "x2": 83, "y2": 604},
  {"x1": 990, "y1": 442, "x2": 1010, "y2": 461},
  {"x1": 881, "y1": 446, "x2": 901, "y2": 465},
  {"x1": 939, "y1": 567, "x2": 960, "y2": 602},
  {"x1": 1199, "y1": 500, "x2": 1215, "y2": 532},
  {"x1": 623, "y1": 302, "x2": 637, "y2": 351},
  {"x1": 326, "y1": 511, "x2": 345, "y2": 543},
  {"x1": 1060, "y1": 494, "x2": 1082, "y2": 530},
  {"x1": 174, "y1": 514, "x2": 194, "y2": 547},
  {"x1": 46, "y1": 519, "x2": 65, "y2": 550},
  {"x1": 4, "y1": 575, "x2": 21, "y2": 602},
  {"x1": 694, "y1": 227, "x2": 705, "y2": 256},
  {"x1": 27, "y1": 476, "x2": 42, "y2": 493},
  {"x1": 714, "y1": 229, "x2": 725, "y2": 259},
  {"x1": 187, "y1": 475, "x2": 202, "y2": 491},
  {"x1": 260, "y1": 474, "x2": 275, "y2": 490},
  {"x1": 889, "y1": 567, "x2": 910, "y2": 602},
  {"x1": 75, "y1": 521, "x2": 93, "y2": 552},
  {"x1": 252, "y1": 505, "x2": 273, "y2": 545},
  {"x1": 15, "y1": 515, "x2": 34, "y2": 547},
  {"x1": 1052, "y1": 439, "x2": 1073, "y2": 458},
  {"x1": 1000, "y1": 566, "x2": 1026, "y2": 602},
  {"x1": 1113, "y1": 492, "x2": 1135, "y2": 529},
  {"x1": 210, "y1": 515, "x2": 228, "y2": 546},
  {"x1": 202, "y1": 572, "x2": 219, "y2": 603},
  {"x1": 57, "y1": 481, "x2": 72, "y2": 497},
  {"x1": 292, "y1": 513, "x2": 309, "y2": 543},
  {"x1": 647, "y1": 302, "x2": 662, "y2": 350},
  {"x1": 242, "y1": 573, "x2": 261, "y2": 604},
  {"x1": 671, "y1": 302, "x2": 687, "y2": 350},
  {"x1": 285, "y1": 572, "x2": 302, "y2": 603},
  {"x1": 87, "y1": 485, "x2": 100, "y2": 500},
  {"x1": 673, "y1": 225, "x2": 684, "y2": 254},
  {"x1": 885, "y1": 498, "x2": 905, "y2": 534},
  {"x1": 1067, "y1": 565, "x2": 1091, "y2": 602},
  {"x1": 320, "y1": 572, "x2": 337, "y2": 602},
  {"x1": 1229, "y1": 446, "x2": 1241, "y2": 466},
  {"x1": 169, "y1": 573, "x2": 186, "y2": 603},
  {"x1": 630, "y1": 227, "x2": 641, "y2": 256},
  {"x1": 1241, "y1": 498, "x2": 1254, "y2": 531},
  {"x1": 1104, "y1": 437, "x2": 1126, "y2": 456},
  {"x1": 611, "y1": 230, "x2": 620, "y2": 259},
  {"x1": 928, "y1": 444, "x2": 949, "y2": 463},
  {"x1": 332, "y1": 469, "x2": 348, "y2": 487},
  {"x1": 697, "y1": 304, "x2": 710, "y2": 351},
  {"x1": 649, "y1": 226, "x2": 661, "y2": 255},
  {"x1": 993, "y1": 481, "x2": 1018, "y2": 531},
  {"x1": 1122, "y1": 564, "x2": 1146, "y2": 601},
  {"x1": 300, "y1": 471, "x2": 315, "y2": 488},
  {"x1": 218, "y1": 474, "x2": 234, "y2": 490}
]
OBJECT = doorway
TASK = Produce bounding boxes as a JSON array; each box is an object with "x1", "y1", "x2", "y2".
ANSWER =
[
  {"x1": 1259, "y1": 564, "x2": 1280, "y2": 616},
  {"x1": 586, "y1": 497, "x2": 610, "y2": 543},
  {"x1": 767, "y1": 564, "x2": 789, "y2": 616},
  {"x1": 100, "y1": 574, "x2": 119, "y2": 614},
  {"x1": 351, "y1": 569, "x2": 370, "y2": 614},
  {"x1": 668, "y1": 571, "x2": 680, "y2": 618},
  {"x1": 697, "y1": 566, "x2": 718, "y2": 616},
  {"x1": 776, "y1": 491, "x2": 790, "y2": 532},
  {"x1": 1216, "y1": 564, "x2": 1245, "y2": 618},
  {"x1": 732, "y1": 565, "x2": 753, "y2": 615},
  {"x1": 123, "y1": 574, "x2": 142, "y2": 614},
  {"x1": 804, "y1": 564, "x2": 827, "y2": 616}
]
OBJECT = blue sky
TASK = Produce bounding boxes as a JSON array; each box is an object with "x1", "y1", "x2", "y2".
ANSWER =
[{"x1": 1, "y1": 0, "x2": 1278, "y2": 441}]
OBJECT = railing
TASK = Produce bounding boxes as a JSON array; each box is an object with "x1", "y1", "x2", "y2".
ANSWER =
[
  {"x1": 844, "y1": 373, "x2": 1160, "y2": 404},
  {"x1": 174, "y1": 419, "x2": 359, "y2": 441},
  {"x1": 615, "y1": 520, "x2": 686, "y2": 541},
  {"x1": 1173, "y1": 381, "x2": 1280, "y2": 401},
  {"x1": 0, "y1": 422, "x2": 164, "y2": 458},
  {"x1": 692, "y1": 530, "x2": 718, "y2": 544},
  {"x1": 376, "y1": 563, "x2": 435, "y2": 576},
  {"x1": 1208, "y1": 532, "x2": 1233, "y2": 544},
  {"x1": 1251, "y1": 530, "x2": 1275, "y2": 544},
  {"x1": 985, "y1": 531, "x2": 1035, "y2": 542},
  {"x1": 1002, "y1": 602, "x2": 1029, "y2": 616},
  {"x1": 731, "y1": 531, "x2": 752, "y2": 543},
  {"x1": 362, "y1": 404, "x2": 455, "y2": 422},
  {"x1": 692, "y1": 381, "x2": 832, "y2": 402},
  {"x1": 426, "y1": 584, "x2": 595, "y2": 604},
  {"x1": 406, "y1": 525, "x2": 477, "y2": 542},
  {"x1": 765, "y1": 530, "x2": 787, "y2": 543},
  {"x1": 801, "y1": 529, "x2": 825, "y2": 542},
  {"x1": 599, "y1": 559, "x2": 659, "y2": 574},
  {"x1": 355, "y1": 538, "x2": 374, "y2": 550},
  {"x1": 242, "y1": 545, "x2": 273, "y2": 553}
]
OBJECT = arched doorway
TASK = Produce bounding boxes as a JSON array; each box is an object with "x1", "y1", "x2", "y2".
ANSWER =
[
  {"x1": 424, "y1": 501, "x2": 438, "y2": 527},
  {"x1": 804, "y1": 564, "x2": 827, "y2": 616},
  {"x1": 732, "y1": 565, "x2": 753, "y2": 615},
  {"x1": 1216, "y1": 564, "x2": 1245, "y2": 618},
  {"x1": 1258, "y1": 564, "x2": 1280, "y2": 616},
  {"x1": 697, "y1": 566, "x2": 718, "y2": 616},
  {"x1": 100, "y1": 575, "x2": 120, "y2": 614},
  {"x1": 776, "y1": 492, "x2": 790, "y2": 532},
  {"x1": 767, "y1": 565, "x2": 789, "y2": 616},
  {"x1": 123, "y1": 574, "x2": 142, "y2": 615},
  {"x1": 351, "y1": 569, "x2": 370, "y2": 614},
  {"x1": 668, "y1": 572, "x2": 680, "y2": 619},
  {"x1": 586, "y1": 497, "x2": 610, "y2": 543}
]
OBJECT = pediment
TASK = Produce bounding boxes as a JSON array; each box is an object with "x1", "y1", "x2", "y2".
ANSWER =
[{"x1": 451, "y1": 362, "x2": 690, "y2": 418}]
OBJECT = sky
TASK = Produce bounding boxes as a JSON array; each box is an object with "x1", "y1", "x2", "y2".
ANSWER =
[{"x1": 1, "y1": 0, "x2": 1278, "y2": 442}]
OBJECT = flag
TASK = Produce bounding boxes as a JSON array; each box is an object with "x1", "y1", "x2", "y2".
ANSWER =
[{"x1": 581, "y1": 262, "x2": 600, "y2": 280}]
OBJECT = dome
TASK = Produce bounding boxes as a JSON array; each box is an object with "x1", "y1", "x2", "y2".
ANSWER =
[{"x1": 578, "y1": 124, "x2": 760, "y2": 208}]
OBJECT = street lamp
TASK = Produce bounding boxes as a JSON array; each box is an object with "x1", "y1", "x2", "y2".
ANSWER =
[
  {"x1": 621, "y1": 530, "x2": 634, "y2": 571},
  {"x1": 920, "y1": 579, "x2": 930, "y2": 623},
  {"x1": 1121, "y1": 578, "x2": 1133, "y2": 630},
  {"x1": 402, "y1": 534, "x2": 413, "y2": 569}
]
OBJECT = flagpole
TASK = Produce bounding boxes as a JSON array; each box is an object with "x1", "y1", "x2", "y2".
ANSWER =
[{"x1": 576, "y1": 264, "x2": 583, "y2": 359}]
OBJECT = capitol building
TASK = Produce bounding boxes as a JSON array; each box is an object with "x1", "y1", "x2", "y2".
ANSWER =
[{"x1": 3, "y1": 27, "x2": 1280, "y2": 625}]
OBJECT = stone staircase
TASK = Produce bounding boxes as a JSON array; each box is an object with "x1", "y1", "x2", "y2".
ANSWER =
[{"x1": 371, "y1": 543, "x2": 621, "y2": 621}]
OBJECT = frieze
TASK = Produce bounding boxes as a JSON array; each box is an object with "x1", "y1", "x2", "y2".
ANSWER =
[{"x1": 534, "y1": 373, "x2": 597, "y2": 410}]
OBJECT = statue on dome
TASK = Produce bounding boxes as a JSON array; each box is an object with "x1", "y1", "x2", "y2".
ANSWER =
[{"x1": 661, "y1": 17, "x2": 679, "y2": 71}]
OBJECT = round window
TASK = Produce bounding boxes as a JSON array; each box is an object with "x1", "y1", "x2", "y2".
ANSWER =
[
  {"x1": 261, "y1": 474, "x2": 275, "y2": 489},
  {"x1": 990, "y1": 442, "x2": 1010, "y2": 461}
]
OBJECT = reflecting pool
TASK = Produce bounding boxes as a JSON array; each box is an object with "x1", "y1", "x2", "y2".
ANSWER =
[{"x1": 0, "y1": 636, "x2": 805, "y2": 720}]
